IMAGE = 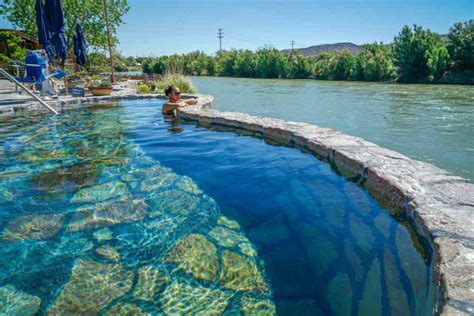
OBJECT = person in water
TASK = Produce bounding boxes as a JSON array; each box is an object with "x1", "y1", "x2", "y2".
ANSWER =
[{"x1": 162, "y1": 85, "x2": 197, "y2": 114}]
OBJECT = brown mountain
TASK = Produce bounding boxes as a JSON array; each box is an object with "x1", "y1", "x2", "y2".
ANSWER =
[{"x1": 282, "y1": 42, "x2": 363, "y2": 55}]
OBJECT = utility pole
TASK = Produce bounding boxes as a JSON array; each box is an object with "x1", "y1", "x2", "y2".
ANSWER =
[
  {"x1": 217, "y1": 28, "x2": 224, "y2": 52},
  {"x1": 291, "y1": 40, "x2": 295, "y2": 51},
  {"x1": 103, "y1": 0, "x2": 116, "y2": 83}
]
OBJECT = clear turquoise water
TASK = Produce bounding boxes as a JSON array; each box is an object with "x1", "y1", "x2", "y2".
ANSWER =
[
  {"x1": 0, "y1": 100, "x2": 435, "y2": 315},
  {"x1": 192, "y1": 76, "x2": 474, "y2": 182}
]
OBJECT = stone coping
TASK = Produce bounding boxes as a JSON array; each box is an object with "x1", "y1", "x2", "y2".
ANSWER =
[
  {"x1": 176, "y1": 98, "x2": 474, "y2": 316},
  {"x1": 2, "y1": 93, "x2": 472, "y2": 315},
  {"x1": 0, "y1": 93, "x2": 214, "y2": 114}
]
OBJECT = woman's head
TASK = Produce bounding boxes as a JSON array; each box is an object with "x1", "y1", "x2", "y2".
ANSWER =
[{"x1": 165, "y1": 85, "x2": 181, "y2": 102}]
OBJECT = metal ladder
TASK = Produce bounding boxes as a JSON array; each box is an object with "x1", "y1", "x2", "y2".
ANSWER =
[{"x1": 0, "y1": 68, "x2": 59, "y2": 115}]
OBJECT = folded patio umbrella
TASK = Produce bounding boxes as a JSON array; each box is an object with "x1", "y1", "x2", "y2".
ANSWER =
[
  {"x1": 73, "y1": 24, "x2": 87, "y2": 66},
  {"x1": 45, "y1": 0, "x2": 68, "y2": 60},
  {"x1": 35, "y1": 0, "x2": 54, "y2": 60},
  {"x1": 35, "y1": 0, "x2": 49, "y2": 45}
]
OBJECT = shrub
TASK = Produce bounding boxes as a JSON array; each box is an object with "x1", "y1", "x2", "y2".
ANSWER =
[
  {"x1": 137, "y1": 84, "x2": 150, "y2": 94},
  {"x1": 155, "y1": 73, "x2": 197, "y2": 94}
]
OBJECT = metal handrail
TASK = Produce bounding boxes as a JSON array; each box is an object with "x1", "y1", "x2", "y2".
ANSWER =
[{"x1": 0, "y1": 68, "x2": 59, "y2": 115}]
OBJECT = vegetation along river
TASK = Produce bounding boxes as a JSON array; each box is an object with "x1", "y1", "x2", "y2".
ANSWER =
[{"x1": 192, "y1": 76, "x2": 474, "y2": 182}]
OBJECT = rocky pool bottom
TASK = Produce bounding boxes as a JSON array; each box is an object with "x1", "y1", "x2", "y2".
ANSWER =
[{"x1": 0, "y1": 100, "x2": 435, "y2": 315}]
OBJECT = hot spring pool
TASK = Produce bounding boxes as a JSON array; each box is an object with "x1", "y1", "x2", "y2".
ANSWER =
[{"x1": 0, "y1": 99, "x2": 435, "y2": 315}]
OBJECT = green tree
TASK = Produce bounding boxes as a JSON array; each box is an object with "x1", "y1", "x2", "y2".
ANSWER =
[
  {"x1": 393, "y1": 25, "x2": 447, "y2": 81},
  {"x1": 426, "y1": 45, "x2": 450, "y2": 79},
  {"x1": 85, "y1": 50, "x2": 108, "y2": 72},
  {"x1": 328, "y1": 50, "x2": 356, "y2": 80},
  {"x1": 0, "y1": 0, "x2": 129, "y2": 50},
  {"x1": 447, "y1": 20, "x2": 474, "y2": 71},
  {"x1": 312, "y1": 52, "x2": 332, "y2": 79},
  {"x1": 288, "y1": 52, "x2": 312, "y2": 79},
  {"x1": 360, "y1": 43, "x2": 394, "y2": 81},
  {"x1": 233, "y1": 50, "x2": 256, "y2": 77},
  {"x1": 255, "y1": 48, "x2": 290, "y2": 78},
  {"x1": 0, "y1": 31, "x2": 27, "y2": 65}
]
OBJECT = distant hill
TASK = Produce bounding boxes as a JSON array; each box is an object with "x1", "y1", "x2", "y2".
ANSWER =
[{"x1": 282, "y1": 42, "x2": 363, "y2": 55}]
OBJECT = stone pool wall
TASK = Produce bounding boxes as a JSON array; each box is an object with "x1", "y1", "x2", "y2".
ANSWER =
[
  {"x1": 175, "y1": 97, "x2": 474, "y2": 316},
  {"x1": 3, "y1": 93, "x2": 472, "y2": 315}
]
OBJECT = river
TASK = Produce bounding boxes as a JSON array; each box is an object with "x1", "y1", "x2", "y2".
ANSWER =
[{"x1": 192, "y1": 76, "x2": 474, "y2": 182}]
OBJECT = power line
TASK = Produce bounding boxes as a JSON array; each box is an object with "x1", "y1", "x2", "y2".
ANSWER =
[
  {"x1": 291, "y1": 40, "x2": 295, "y2": 51},
  {"x1": 217, "y1": 28, "x2": 224, "y2": 52}
]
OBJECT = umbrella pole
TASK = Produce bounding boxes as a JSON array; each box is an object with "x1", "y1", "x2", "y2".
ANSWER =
[{"x1": 103, "y1": 0, "x2": 116, "y2": 84}]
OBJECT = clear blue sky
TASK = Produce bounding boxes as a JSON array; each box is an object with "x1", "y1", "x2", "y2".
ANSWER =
[{"x1": 1, "y1": 0, "x2": 472, "y2": 56}]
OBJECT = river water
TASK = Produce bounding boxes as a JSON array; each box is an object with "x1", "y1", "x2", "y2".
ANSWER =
[{"x1": 192, "y1": 77, "x2": 474, "y2": 182}]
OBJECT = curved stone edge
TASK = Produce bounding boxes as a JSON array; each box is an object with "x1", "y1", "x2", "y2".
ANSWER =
[
  {"x1": 176, "y1": 101, "x2": 474, "y2": 316},
  {"x1": 3, "y1": 93, "x2": 214, "y2": 114}
]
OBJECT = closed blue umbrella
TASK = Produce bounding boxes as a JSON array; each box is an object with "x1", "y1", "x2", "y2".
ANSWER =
[
  {"x1": 44, "y1": 0, "x2": 64, "y2": 29},
  {"x1": 45, "y1": 0, "x2": 67, "y2": 60},
  {"x1": 73, "y1": 24, "x2": 87, "y2": 66},
  {"x1": 35, "y1": 0, "x2": 49, "y2": 45},
  {"x1": 35, "y1": 0, "x2": 54, "y2": 60}
]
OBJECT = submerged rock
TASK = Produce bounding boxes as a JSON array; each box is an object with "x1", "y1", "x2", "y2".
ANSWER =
[
  {"x1": 248, "y1": 214, "x2": 289, "y2": 246},
  {"x1": 67, "y1": 198, "x2": 148, "y2": 232},
  {"x1": 327, "y1": 272, "x2": 352, "y2": 315},
  {"x1": 220, "y1": 250, "x2": 267, "y2": 291},
  {"x1": 0, "y1": 285, "x2": 41, "y2": 316},
  {"x1": 106, "y1": 302, "x2": 149, "y2": 316},
  {"x1": 383, "y1": 246, "x2": 410, "y2": 315},
  {"x1": 209, "y1": 226, "x2": 245, "y2": 248},
  {"x1": 276, "y1": 299, "x2": 323, "y2": 316},
  {"x1": 96, "y1": 245, "x2": 120, "y2": 261},
  {"x1": 238, "y1": 242, "x2": 258, "y2": 257},
  {"x1": 0, "y1": 188, "x2": 14, "y2": 204},
  {"x1": 93, "y1": 227, "x2": 113, "y2": 242},
  {"x1": 133, "y1": 265, "x2": 167, "y2": 301},
  {"x1": 30, "y1": 162, "x2": 99, "y2": 193},
  {"x1": 47, "y1": 259, "x2": 134, "y2": 315},
  {"x1": 122, "y1": 165, "x2": 170, "y2": 182},
  {"x1": 373, "y1": 212, "x2": 392, "y2": 239},
  {"x1": 70, "y1": 180, "x2": 129, "y2": 203},
  {"x1": 140, "y1": 173, "x2": 178, "y2": 192},
  {"x1": 217, "y1": 215, "x2": 240, "y2": 230},
  {"x1": 395, "y1": 225, "x2": 429, "y2": 315},
  {"x1": 0, "y1": 147, "x2": 6, "y2": 162},
  {"x1": 344, "y1": 239, "x2": 364, "y2": 282},
  {"x1": 358, "y1": 258, "x2": 382, "y2": 315},
  {"x1": 241, "y1": 296, "x2": 276, "y2": 316},
  {"x1": 164, "y1": 234, "x2": 219, "y2": 281},
  {"x1": 19, "y1": 148, "x2": 68, "y2": 163},
  {"x1": 349, "y1": 213, "x2": 374, "y2": 252},
  {"x1": 3, "y1": 213, "x2": 65, "y2": 241},
  {"x1": 175, "y1": 176, "x2": 202, "y2": 195},
  {"x1": 92, "y1": 156, "x2": 128, "y2": 167},
  {"x1": 298, "y1": 224, "x2": 338, "y2": 278},
  {"x1": 160, "y1": 281, "x2": 231, "y2": 315},
  {"x1": 149, "y1": 189, "x2": 200, "y2": 216}
]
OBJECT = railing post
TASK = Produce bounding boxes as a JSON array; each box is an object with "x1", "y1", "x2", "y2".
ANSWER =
[{"x1": 0, "y1": 68, "x2": 59, "y2": 115}]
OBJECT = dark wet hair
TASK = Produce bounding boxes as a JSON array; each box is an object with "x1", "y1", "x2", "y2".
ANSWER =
[{"x1": 165, "y1": 85, "x2": 179, "y2": 96}]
